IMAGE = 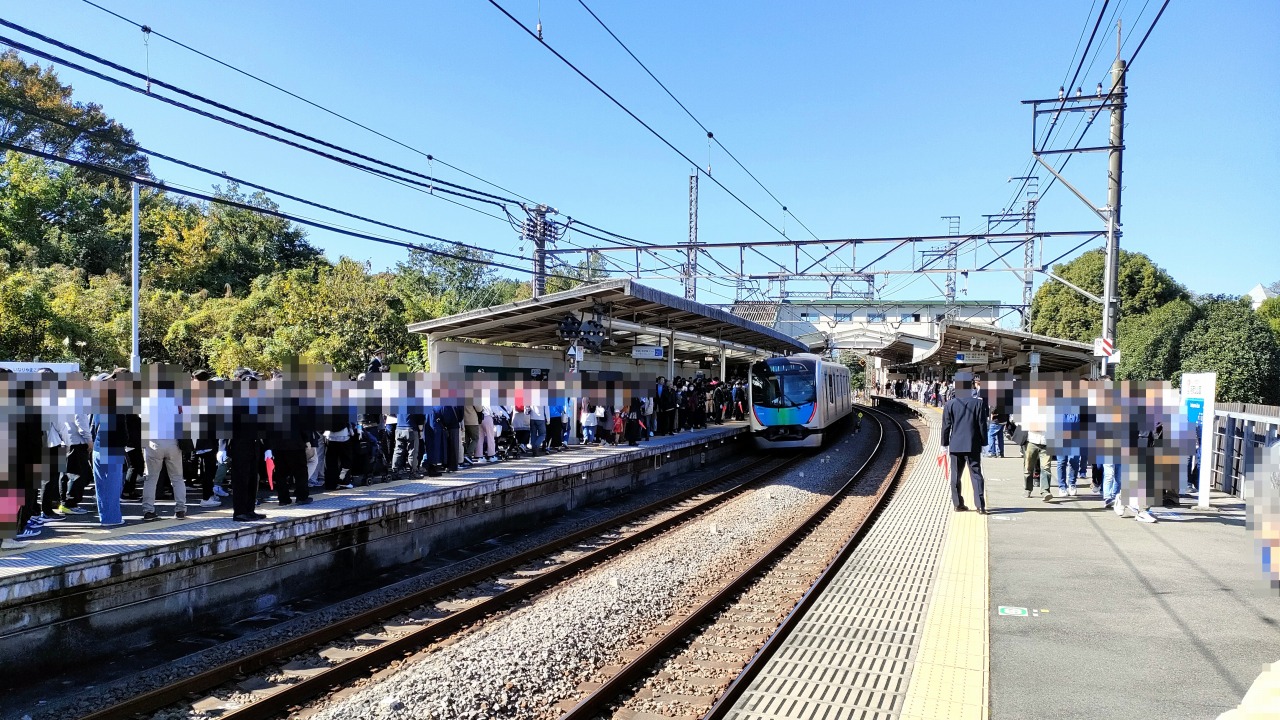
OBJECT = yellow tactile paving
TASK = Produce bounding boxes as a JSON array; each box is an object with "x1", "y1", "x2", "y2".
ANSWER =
[{"x1": 898, "y1": 466, "x2": 990, "y2": 720}]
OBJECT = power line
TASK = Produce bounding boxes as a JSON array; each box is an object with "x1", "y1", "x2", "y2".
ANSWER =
[
  {"x1": 1126, "y1": 0, "x2": 1171, "y2": 68},
  {"x1": 484, "y1": 0, "x2": 790, "y2": 241},
  {"x1": 75, "y1": 0, "x2": 535, "y2": 204},
  {"x1": 1, "y1": 19, "x2": 663, "y2": 267},
  {"x1": 574, "y1": 0, "x2": 821, "y2": 241},
  {"x1": 0, "y1": 139, "x2": 588, "y2": 282},
  {"x1": 0, "y1": 97, "x2": 534, "y2": 262}
]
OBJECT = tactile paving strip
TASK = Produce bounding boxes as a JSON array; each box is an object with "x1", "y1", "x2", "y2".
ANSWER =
[{"x1": 725, "y1": 416, "x2": 949, "y2": 720}]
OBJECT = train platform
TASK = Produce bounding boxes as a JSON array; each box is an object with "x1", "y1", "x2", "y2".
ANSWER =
[
  {"x1": 725, "y1": 400, "x2": 1279, "y2": 719},
  {"x1": 0, "y1": 420, "x2": 750, "y2": 680}
]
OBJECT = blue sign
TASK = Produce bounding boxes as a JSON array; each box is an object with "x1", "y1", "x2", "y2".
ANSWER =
[{"x1": 1185, "y1": 398, "x2": 1204, "y2": 425}]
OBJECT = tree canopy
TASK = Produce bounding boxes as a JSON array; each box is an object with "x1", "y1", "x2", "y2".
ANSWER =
[{"x1": 1030, "y1": 248, "x2": 1187, "y2": 343}]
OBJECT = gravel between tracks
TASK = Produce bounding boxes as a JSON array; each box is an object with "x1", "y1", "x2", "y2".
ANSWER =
[
  {"x1": 306, "y1": 424, "x2": 879, "y2": 720},
  {"x1": 14, "y1": 446, "x2": 764, "y2": 720}
]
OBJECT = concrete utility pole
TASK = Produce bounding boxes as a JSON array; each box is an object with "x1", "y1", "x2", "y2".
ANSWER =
[
  {"x1": 130, "y1": 181, "x2": 140, "y2": 372},
  {"x1": 684, "y1": 171, "x2": 698, "y2": 301},
  {"x1": 1100, "y1": 55, "x2": 1126, "y2": 352},
  {"x1": 527, "y1": 204, "x2": 550, "y2": 298}
]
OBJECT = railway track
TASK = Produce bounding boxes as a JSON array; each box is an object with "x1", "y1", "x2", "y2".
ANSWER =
[
  {"x1": 78, "y1": 448, "x2": 809, "y2": 720},
  {"x1": 558, "y1": 405, "x2": 909, "y2": 720}
]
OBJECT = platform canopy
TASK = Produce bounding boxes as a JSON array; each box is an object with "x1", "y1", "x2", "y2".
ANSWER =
[
  {"x1": 865, "y1": 331, "x2": 936, "y2": 365},
  {"x1": 407, "y1": 279, "x2": 811, "y2": 363},
  {"x1": 902, "y1": 320, "x2": 1094, "y2": 374}
]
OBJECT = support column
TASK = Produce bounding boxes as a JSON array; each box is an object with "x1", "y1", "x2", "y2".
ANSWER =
[
  {"x1": 1100, "y1": 58, "x2": 1126, "y2": 354},
  {"x1": 130, "y1": 181, "x2": 140, "y2": 372}
]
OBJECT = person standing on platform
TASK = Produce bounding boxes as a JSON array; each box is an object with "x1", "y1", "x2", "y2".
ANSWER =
[
  {"x1": 88, "y1": 372, "x2": 127, "y2": 528},
  {"x1": 527, "y1": 400, "x2": 546, "y2": 457},
  {"x1": 228, "y1": 369, "x2": 267, "y2": 521},
  {"x1": 58, "y1": 378, "x2": 94, "y2": 516},
  {"x1": 940, "y1": 373, "x2": 989, "y2": 514},
  {"x1": 140, "y1": 365, "x2": 189, "y2": 521},
  {"x1": 462, "y1": 403, "x2": 480, "y2": 465},
  {"x1": 625, "y1": 397, "x2": 644, "y2": 446},
  {"x1": 987, "y1": 406, "x2": 1008, "y2": 458},
  {"x1": 655, "y1": 377, "x2": 673, "y2": 435}
]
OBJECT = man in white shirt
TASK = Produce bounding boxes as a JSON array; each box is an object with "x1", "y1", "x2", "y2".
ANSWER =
[{"x1": 141, "y1": 366, "x2": 188, "y2": 520}]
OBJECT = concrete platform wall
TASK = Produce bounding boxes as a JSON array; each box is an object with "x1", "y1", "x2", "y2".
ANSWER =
[{"x1": 0, "y1": 428, "x2": 747, "y2": 682}]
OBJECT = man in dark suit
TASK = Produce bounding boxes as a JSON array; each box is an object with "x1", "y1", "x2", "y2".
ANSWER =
[{"x1": 940, "y1": 372, "x2": 989, "y2": 514}]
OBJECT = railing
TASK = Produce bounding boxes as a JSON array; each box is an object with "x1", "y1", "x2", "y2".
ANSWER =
[{"x1": 1207, "y1": 407, "x2": 1280, "y2": 496}]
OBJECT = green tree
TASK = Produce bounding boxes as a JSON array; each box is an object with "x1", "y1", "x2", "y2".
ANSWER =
[
  {"x1": 839, "y1": 351, "x2": 867, "y2": 392},
  {"x1": 1257, "y1": 296, "x2": 1280, "y2": 342},
  {"x1": 544, "y1": 252, "x2": 610, "y2": 295},
  {"x1": 1179, "y1": 296, "x2": 1280, "y2": 404},
  {"x1": 1116, "y1": 298, "x2": 1198, "y2": 382},
  {"x1": 1030, "y1": 249, "x2": 1187, "y2": 342},
  {"x1": 0, "y1": 50, "x2": 148, "y2": 176}
]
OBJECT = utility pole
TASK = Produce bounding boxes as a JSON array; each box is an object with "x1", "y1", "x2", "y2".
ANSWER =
[
  {"x1": 1100, "y1": 54, "x2": 1126, "y2": 355},
  {"x1": 130, "y1": 181, "x2": 140, "y2": 372},
  {"x1": 526, "y1": 204, "x2": 550, "y2": 298},
  {"x1": 685, "y1": 170, "x2": 698, "y2": 301},
  {"x1": 941, "y1": 215, "x2": 959, "y2": 305},
  {"x1": 1009, "y1": 176, "x2": 1040, "y2": 330}
]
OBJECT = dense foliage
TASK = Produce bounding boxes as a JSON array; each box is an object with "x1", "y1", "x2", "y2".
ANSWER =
[
  {"x1": 0, "y1": 52, "x2": 600, "y2": 376},
  {"x1": 1031, "y1": 245, "x2": 1280, "y2": 403}
]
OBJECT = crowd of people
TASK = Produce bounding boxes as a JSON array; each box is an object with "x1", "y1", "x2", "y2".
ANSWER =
[
  {"x1": 936, "y1": 373, "x2": 1199, "y2": 524},
  {"x1": 0, "y1": 359, "x2": 758, "y2": 549},
  {"x1": 878, "y1": 378, "x2": 955, "y2": 407}
]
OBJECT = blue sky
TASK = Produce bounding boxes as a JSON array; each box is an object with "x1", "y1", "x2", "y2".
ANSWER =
[{"x1": 7, "y1": 1, "x2": 1279, "y2": 312}]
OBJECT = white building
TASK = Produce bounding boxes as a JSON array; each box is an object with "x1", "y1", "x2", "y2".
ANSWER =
[{"x1": 1247, "y1": 283, "x2": 1275, "y2": 311}]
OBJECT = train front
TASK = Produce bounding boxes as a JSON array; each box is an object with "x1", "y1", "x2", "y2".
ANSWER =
[{"x1": 749, "y1": 357, "x2": 821, "y2": 448}]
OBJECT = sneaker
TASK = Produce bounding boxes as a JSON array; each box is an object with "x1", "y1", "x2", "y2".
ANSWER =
[
  {"x1": 1103, "y1": 498, "x2": 1115, "y2": 509},
  {"x1": 212, "y1": 485, "x2": 230, "y2": 498},
  {"x1": 200, "y1": 498, "x2": 222, "y2": 508},
  {"x1": 141, "y1": 511, "x2": 158, "y2": 521},
  {"x1": 250, "y1": 512, "x2": 267, "y2": 520},
  {"x1": 232, "y1": 514, "x2": 256, "y2": 522},
  {"x1": 1, "y1": 538, "x2": 31, "y2": 550},
  {"x1": 338, "y1": 483, "x2": 354, "y2": 490},
  {"x1": 1115, "y1": 503, "x2": 1128, "y2": 518},
  {"x1": 1041, "y1": 491, "x2": 1053, "y2": 502},
  {"x1": 1067, "y1": 487, "x2": 1077, "y2": 497},
  {"x1": 297, "y1": 497, "x2": 313, "y2": 505},
  {"x1": 99, "y1": 520, "x2": 126, "y2": 527},
  {"x1": 59, "y1": 504, "x2": 90, "y2": 515},
  {"x1": 279, "y1": 499, "x2": 294, "y2": 506},
  {"x1": 1135, "y1": 510, "x2": 1158, "y2": 524},
  {"x1": 39, "y1": 512, "x2": 66, "y2": 522},
  {"x1": 1024, "y1": 490, "x2": 1032, "y2": 498},
  {"x1": 17, "y1": 522, "x2": 41, "y2": 539},
  {"x1": 175, "y1": 510, "x2": 186, "y2": 520}
]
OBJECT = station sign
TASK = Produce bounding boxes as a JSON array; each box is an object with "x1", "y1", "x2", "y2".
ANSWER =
[
  {"x1": 632, "y1": 345, "x2": 664, "y2": 360},
  {"x1": 955, "y1": 351, "x2": 988, "y2": 364},
  {"x1": 0, "y1": 361, "x2": 81, "y2": 373}
]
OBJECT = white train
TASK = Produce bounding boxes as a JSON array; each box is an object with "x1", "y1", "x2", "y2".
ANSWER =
[{"x1": 748, "y1": 354, "x2": 853, "y2": 448}]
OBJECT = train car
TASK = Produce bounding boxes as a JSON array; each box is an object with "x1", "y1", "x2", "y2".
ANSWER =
[{"x1": 748, "y1": 353, "x2": 852, "y2": 448}]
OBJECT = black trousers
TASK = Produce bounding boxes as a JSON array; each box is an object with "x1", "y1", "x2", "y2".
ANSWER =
[
  {"x1": 323, "y1": 438, "x2": 355, "y2": 490},
  {"x1": 547, "y1": 417, "x2": 563, "y2": 449},
  {"x1": 228, "y1": 437, "x2": 260, "y2": 517},
  {"x1": 61, "y1": 443, "x2": 91, "y2": 507},
  {"x1": 273, "y1": 444, "x2": 310, "y2": 503},
  {"x1": 949, "y1": 452, "x2": 986, "y2": 511}
]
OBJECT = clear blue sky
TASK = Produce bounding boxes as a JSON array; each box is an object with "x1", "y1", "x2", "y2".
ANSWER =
[{"x1": 8, "y1": 1, "x2": 1279, "y2": 312}]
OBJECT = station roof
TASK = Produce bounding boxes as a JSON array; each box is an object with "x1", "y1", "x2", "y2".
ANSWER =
[
  {"x1": 407, "y1": 279, "x2": 811, "y2": 362},
  {"x1": 902, "y1": 320, "x2": 1094, "y2": 374},
  {"x1": 866, "y1": 332, "x2": 937, "y2": 365}
]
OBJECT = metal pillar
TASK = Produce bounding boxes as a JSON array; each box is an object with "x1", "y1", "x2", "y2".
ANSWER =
[
  {"x1": 1100, "y1": 58, "x2": 1126, "y2": 351},
  {"x1": 685, "y1": 171, "x2": 698, "y2": 301},
  {"x1": 130, "y1": 181, "x2": 140, "y2": 372}
]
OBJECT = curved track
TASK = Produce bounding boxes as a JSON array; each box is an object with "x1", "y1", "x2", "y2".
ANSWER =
[
  {"x1": 79, "y1": 450, "x2": 805, "y2": 720},
  {"x1": 558, "y1": 405, "x2": 908, "y2": 720}
]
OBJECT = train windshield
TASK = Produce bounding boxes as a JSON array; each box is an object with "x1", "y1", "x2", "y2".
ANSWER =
[{"x1": 751, "y1": 359, "x2": 817, "y2": 409}]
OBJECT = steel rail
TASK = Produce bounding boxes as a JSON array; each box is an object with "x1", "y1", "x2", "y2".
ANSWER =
[
  {"x1": 702, "y1": 408, "x2": 909, "y2": 719},
  {"x1": 558, "y1": 406, "x2": 907, "y2": 720},
  {"x1": 79, "y1": 449, "x2": 801, "y2": 720}
]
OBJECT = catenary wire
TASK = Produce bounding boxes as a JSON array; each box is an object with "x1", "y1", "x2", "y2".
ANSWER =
[
  {"x1": 574, "y1": 0, "x2": 821, "y2": 241},
  {"x1": 484, "y1": 0, "x2": 790, "y2": 241},
  {"x1": 76, "y1": 0, "x2": 536, "y2": 204},
  {"x1": 0, "y1": 139, "x2": 589, "y2": 282}
]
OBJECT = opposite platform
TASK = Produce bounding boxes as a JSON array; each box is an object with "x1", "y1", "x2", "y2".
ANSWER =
[{"x1": 0, "y1": 421, "x2": 749, "y2": 681}]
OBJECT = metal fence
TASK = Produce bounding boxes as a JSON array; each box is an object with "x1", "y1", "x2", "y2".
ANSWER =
[{"x1": 1207, "y1": 407, "x2": 1280, "y2": 496}]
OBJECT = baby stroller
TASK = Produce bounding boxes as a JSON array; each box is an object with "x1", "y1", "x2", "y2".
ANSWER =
[
  {"x1": 493, "y1": 409, "x2": 525, "y2": 460},
  {"x1": 354, "y1": 418, "x2": 392, "y2": 485}
]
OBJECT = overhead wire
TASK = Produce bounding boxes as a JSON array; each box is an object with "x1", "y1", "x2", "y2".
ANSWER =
[
  {"x1": 574, "y1": 0, "x2": 822, "y2": 241},
  {"x1": 0, "y1": 98, "x2": 532, "y2": 260},
  {"x1": 0, "y1": 139, "x2": 587, "y2": 282},
  {"x1": 75, "y1": 0, "x2": 536, "y2": 204},
  {"x1": 484, "y1": 0, "x2": 790, "y2": 241}
]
